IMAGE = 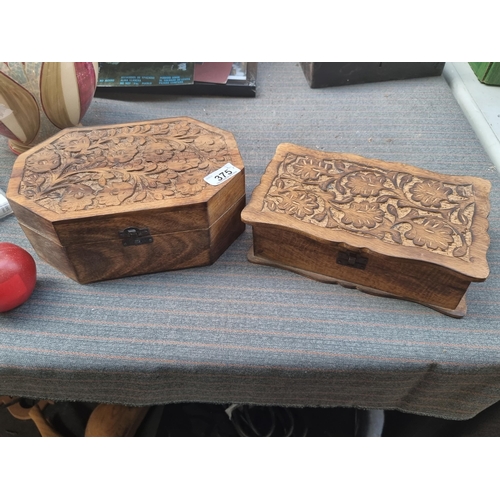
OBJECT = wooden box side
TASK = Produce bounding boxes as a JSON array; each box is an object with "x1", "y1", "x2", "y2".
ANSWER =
[
  {"x1": 65, "y1": 229, "x2": 212, "y2": 284},
  {"x1": 251, "y1": 224, "x2": 471, "y2": 310},
  {"x1": 53, "y1": 202, "x2": 210, "y2": 247},
  {"x1": 18, "y1": 224, "x2": 80, "y2": 282},
  {"x1": 208, "y1": 195, "x2": 246, "y2": 263},
  {"x1": 206, "y1": 169, "x2": 245, "y2": 226},
  {"x1": 8, "y1": 198, "x2": 61, "y2": 244},
  {"x1": 22, "y1": 193, "x2": 246, "y2": 284},
  {"x1": 242, "y1": 143, "x2": 491, "y2": 281}
]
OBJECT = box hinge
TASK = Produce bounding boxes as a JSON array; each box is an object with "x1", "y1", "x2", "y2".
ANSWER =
[
  {"x1": 119, "y1": 227, "x2": 153, "y2": 247},
  {"x1": 337, "y1": 250, "x2": 368, "y2": 270}
]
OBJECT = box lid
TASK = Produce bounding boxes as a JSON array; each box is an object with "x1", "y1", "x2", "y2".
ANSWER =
[
  {"x1": 7, "y1": 117, "x2": 245, "y2": 246},
  {"x1": 241, "y1": 143, "x2": 491, "y2": 281}
]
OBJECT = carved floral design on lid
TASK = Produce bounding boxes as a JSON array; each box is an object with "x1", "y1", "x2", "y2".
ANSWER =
[
  {"x1": 291, "y1": 157, "x2": 326, "y2": 182},
  {"x1": 54, "y1": 133, "x2": 92, "y2": 153},
  {"x1": 404, "y1": 217, "x2": 454, "y2": 251},
  {"x1": 18, "y1": 119, "x2": 232, "y2": 214},
  {"x1": 194, "y1": 135, "x2": 226, "y2": 154},
  {"x1": 175, "y1": 170, "x2": 206, "y2": 196},
  {"x1": 142, "y1": 142, "x2": 176, "y2": 163},
  {"x1": 262, "y1": 153, "x2": 478, "y2": 261},
  {"x1": 409, "y1": 179, "x2": 452, "y2": 208},
  {"x1": 267, "y1": 187, "x2": 319, "y2": 219},
  {"x1": 25, "y1": 150, "x2": 61, "y2": 173},
  {"x1": 345, "y1": 172, "x2": 386, "y2": 198},
  {"x1": 340, "y1": 201, "x2": 385, "y2": 229},
  {"x1": 107, "y1": 144, "x2": 139, "y2": 164},
  {"x1": 60, "y1": 184, "x2": 94, "y2": 212}
]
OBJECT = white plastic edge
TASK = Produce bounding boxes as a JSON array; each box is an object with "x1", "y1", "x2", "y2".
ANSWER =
[{"x1": 443, "y1": 62, "x2": 500, "y2": 173}]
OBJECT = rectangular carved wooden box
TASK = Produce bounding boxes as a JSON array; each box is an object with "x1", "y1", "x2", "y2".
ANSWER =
[
  {"x1": 241, "y1": 143, "x2": 491, "y2": 317},
  {"x1": 7, "y1": 117, "x2": 245, "y2": 284}
]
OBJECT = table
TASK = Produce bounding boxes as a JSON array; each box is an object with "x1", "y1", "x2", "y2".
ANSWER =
[{"x1": 1, "y1": 62, "x2": 499, "y2": 422}]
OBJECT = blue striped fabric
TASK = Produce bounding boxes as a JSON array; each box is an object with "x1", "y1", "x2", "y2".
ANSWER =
[{"x1": 1, "y1": 63, "x2": 499, "y2": 420}]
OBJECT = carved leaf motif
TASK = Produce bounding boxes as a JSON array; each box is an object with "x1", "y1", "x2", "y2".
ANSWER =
[
  {"x1": 384, "y1": 171, "x2": 399, "y2": 186},
  {"x1": 39, "y1": 198, "x2": 63, "y2": 213},
  {"x1": 391, "y1": 230, "x2": 403, "y2": 244},
  {"x1": 336, "y1": 180, "x2": 346, "y2": 195},
  {"x1": 25, "y1": 150, "x2": 61, "y2": 173},
  {"x1": 313, "y1": 210, "x2": 327, "y2": 222},
  {"x1": 457, "y1": 209, "x2": 468, "y2": 225},
  {"x1": 409, "y1": 180, "x2": 452, "y2": 208},
  {"x1": 171, "y1": 122, "x2": 191, "y2": 136},
  {"x1": 372, "y1": 229, "x2": 386, "y2": 240},
  {"x1": 458, "y1": 203, "x2": 474, "y2": 225},
  {"x1": 319, "y1": 178, "x2": 336, "y2": 191},
  {"x1": 325, "y1": 218, "x2": 339, "y2": 229},
  {"x1": 345, "y1": 172, "x2": 386, "y2": 197},
  {"x1": 60, "y1": 184, "x2": 95, "y2": 212},
  {"x1": 96, "y1": 182, "x2": 135, "y2": 206},
  {"x1": 134, "y1": 191, "x2": 147, "y2": 202},
  {"x1": 404, "y1": 218, "x2": 454, "y2": 251},
  {"x1": 292, "y1": 158, "x2": 323, "y2": 181},
  {"x1": 399, "y1": 174, "x2": 412, "y2": 188},
  {"x1": 340, "y1": 202, "x2": 385, "y2": 229},
  {"x1": 453, "y1": 245, "x2": 468, "y2": 257},
  {"x1": 456, "y1": 185, "x2": 472, "y2": 198},
  {"x1": 334, "y1": 160, "x2": 346, "y2": 172},
  {"x1": 386, "y1": 204, "x2": 398, "y2": 216},
  {"x1": 275, "y1": 190, "x2": 319, "y2": 219},
  {"x1": 33, "y1": 176, "x2": 46, "y2": 189}
]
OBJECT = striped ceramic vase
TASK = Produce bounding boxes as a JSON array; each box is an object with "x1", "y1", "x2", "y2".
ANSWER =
[{"x1": 0, "y1": 62, "x2": 98, "y2": 154}]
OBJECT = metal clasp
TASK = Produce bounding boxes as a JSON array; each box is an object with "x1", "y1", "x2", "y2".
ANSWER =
[
  {"x1": 337, "y1": 250, "x2": 368, "y2": 270},
  {"x1": 119, "y1": 227, "x2": 153, "y2": 247}
]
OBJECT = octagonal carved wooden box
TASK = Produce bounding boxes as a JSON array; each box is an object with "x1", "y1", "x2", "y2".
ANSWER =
[
  {"x1": 7, "y1": 117, "x2": 245, "y2": 284},
  {"x1": 241, "y1": 143, "x2": 491, "y2": 317}
]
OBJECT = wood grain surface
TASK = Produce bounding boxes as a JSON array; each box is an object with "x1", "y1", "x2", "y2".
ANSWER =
[
  {"x1": 247, "y1": 246, "x2": 468, "y2": 318},
  {"x1": 242, "y1": 143, "x2": 491, "y2": 280},
  {"x1": 6, "y1": 117, "x2": 245, "y2": 283},
  {"x1": 242, "y1": 143, "x2": 492, "y2": 314}
]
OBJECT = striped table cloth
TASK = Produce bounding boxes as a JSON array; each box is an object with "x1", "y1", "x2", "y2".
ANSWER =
[{"x1": 1, "y1": 63, "x2": 499, "y2": 420}]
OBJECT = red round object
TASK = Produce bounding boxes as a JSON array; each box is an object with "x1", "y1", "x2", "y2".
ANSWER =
[{"x1": 0, "y1": 242, "x2": 37, "y2": 312}]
